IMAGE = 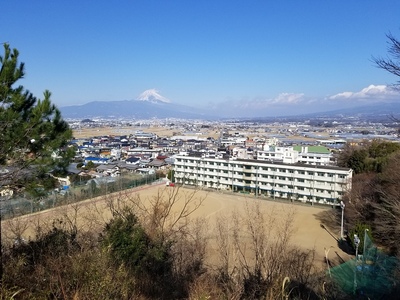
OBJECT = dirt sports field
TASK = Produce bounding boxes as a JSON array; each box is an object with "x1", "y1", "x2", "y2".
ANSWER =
[{"x1": 2, "y1": 183, "x2": 349, "y2": 269}]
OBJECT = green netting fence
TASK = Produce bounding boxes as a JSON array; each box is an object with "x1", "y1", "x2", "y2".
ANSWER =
[{"x1": 330, "y1": 231, "x2": 399, "y2": 298}]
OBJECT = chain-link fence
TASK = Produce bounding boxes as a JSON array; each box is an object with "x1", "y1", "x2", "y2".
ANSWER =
[{"x1": 0, "y1": 173, "x2": 163, "y2": 220}]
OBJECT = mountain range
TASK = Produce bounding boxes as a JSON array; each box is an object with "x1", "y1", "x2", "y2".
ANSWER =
[
  {"x1": 60, "y1": 89, "x2": 216, "y2": 120},
  {"x1": 59, "y1": 89, "x2": 400, "y2": 121},
  {"x1": 60, "y1": 99, "x2": 215, "y2": 119}
]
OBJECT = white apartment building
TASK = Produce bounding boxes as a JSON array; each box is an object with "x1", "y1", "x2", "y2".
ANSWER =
[
  {"x1": 256, "y1": 146, "x2": 299, "y2": 164},
  {"x1": 295, "y1": 146, "x2": 333, "y2": 165},
  {"x1": 173, "y1": 155, "x2": 352, "y2": 205},
  {"x1": 220, "y1": 136, "x2": 247, "y2": 146},
  {"x1": 255, "y1": 146, "x2": 333, "y2": 166}
]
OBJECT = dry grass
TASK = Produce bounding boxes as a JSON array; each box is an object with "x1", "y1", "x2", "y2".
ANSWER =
[
  {"x1": 1, "y1": 184, "x2": 350, "y2": 270},
  {"x1": 73, "y1": 126, "x2": 178, "y2": 139}
]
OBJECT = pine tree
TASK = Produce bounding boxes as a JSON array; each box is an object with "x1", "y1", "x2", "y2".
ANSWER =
[
  {"x1": 0, "y1": 43, "x2": 73, "y2": 188},
  {"x1": 1, "y1": 44, "x2": 73, "y2": 280}
]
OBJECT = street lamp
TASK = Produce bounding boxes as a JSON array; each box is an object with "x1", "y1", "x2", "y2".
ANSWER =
[
  {"x1": 354, "y1": 234, "x2": 360, "y2": 295},
  {"x1": 354, "y1": 234, "x2": 360, "y2": 261},
  {"x1": 340, "y1": 201, "x2": 345, "y2": 239},
  {"x1": 363, "y1": 228, "x2": 369, "y2": 265}
]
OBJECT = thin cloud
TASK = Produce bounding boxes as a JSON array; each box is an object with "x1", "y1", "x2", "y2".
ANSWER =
[
  {"x1": 329, "y1": 85, "x2": 399, "y2": 101},
  {"x1": 227, "y1": 93, "x2": 306, "y2": 109},
  {"x1": 271, "y1": 93, "x2": 305, "y2": 104},
  {"x1": 209, "y1": 84, "x2": 400, "y2": 117}
]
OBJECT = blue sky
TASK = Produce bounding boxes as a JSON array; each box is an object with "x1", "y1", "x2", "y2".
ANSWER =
[{"x1": 2, "y1": 1, "x2": 400, "y2": 117}]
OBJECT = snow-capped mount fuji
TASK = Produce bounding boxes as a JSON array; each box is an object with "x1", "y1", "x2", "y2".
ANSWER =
[
  {"x1": 59, "y1": 89, "x2": 216, "y2": 119},
  {"x1": 136, "y1": 89, "x2": 170, "y2": 103}
]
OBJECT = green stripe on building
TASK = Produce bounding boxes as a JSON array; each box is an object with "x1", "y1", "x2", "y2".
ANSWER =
[{"x1": 293, "y1": 145, "x2": 331, "y2": 154}]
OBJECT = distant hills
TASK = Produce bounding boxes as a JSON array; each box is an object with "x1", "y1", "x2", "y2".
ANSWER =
[
  {"x1": 300, "y1": 102, "x2": 400, "y2": 121},
  {"x1": 60, "y1": 99, "x2": 216, "y2": 120},
  {"x1": 60, "y1": 89, "x2": 213, "y2": 119},
  {"x1": 60, "y1": 93, "x2": 400, "y2": 122}
]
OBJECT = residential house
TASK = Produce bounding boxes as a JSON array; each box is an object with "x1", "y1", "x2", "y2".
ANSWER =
[
  {"x1": 96, "y1": 164, "x2": 120, "y2": 177},
  {"x1": 148, "y1": 159, "x2": 167, "y2": 170},
  {"x1": 84, "y1": 156, "x2": 110, "y2": 165},
  {"x1": 125, "y1": 156, "x2": 141, "y2": 165},
  {"x1": 136, "y1": 168, "x2": 156, "y2": 176}
]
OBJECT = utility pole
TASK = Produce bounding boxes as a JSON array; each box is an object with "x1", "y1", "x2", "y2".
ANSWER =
[{"x1": 340, "y1": 201, "x2": 345, "y2": 239}]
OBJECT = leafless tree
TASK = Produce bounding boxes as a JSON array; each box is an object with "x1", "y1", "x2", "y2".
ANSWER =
[
  {"x1": 103, "y1": 185, "x2": 209, "y2": 297},
  {"x1": 2, "y1": 217, "x2": 29, "y2": 247},
  {"x1": 213, "y1": 200, "x2": 317, "y2": 299},
  {"x1": 121, "y1": 185, "x2": 207, "y2": 241},
  {"x1": 342, "y1": 172, "x2": 377, "y2": 226},
  {"x1": 373, "y1": 32, "x2": 400, "y2": 89},
  {"x1": 370, "y1": 152, "x2": 400, "y2": 255}
]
